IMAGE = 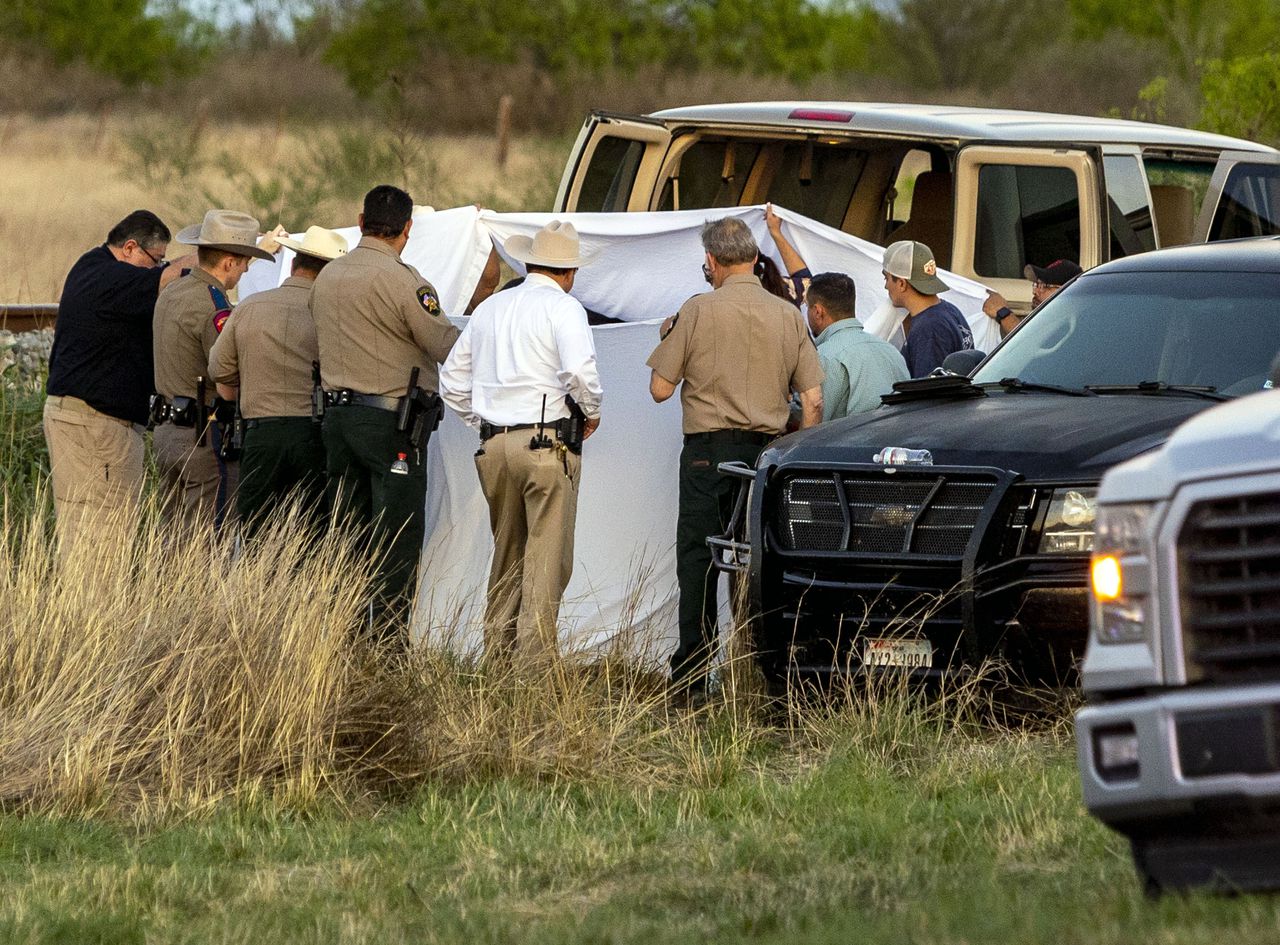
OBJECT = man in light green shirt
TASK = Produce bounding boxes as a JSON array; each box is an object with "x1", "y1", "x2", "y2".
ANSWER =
[{"x1": 806, "y1": 272, "x2": 909, "y2": 422}]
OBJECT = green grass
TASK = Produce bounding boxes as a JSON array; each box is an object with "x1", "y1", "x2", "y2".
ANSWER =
[
  {"x1": 0, "y1": 373, "x2": 49, "y2": 523},
  {"x1": 2, "y1": 725, "x2": 1279, "y2": 945}
]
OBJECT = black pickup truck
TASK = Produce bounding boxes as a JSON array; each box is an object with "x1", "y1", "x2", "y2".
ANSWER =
[{"x1": 715, "y1": 238, "x2": 1280, "y2": 690}]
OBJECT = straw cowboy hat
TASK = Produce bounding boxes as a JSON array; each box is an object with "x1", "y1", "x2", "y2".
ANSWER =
[
  {"x1": 176, "y1": 209, "x2": 275, "y2": 261},
  {"x1": 504, "y1": 220, "x2": 593, "y2": 269},
  {"x1": 276, "y1": 226, "x2": 349, "y2": 262}
]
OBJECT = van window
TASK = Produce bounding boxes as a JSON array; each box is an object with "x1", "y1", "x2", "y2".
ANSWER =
[
  {"x1": 1103, "y1": 155, "x2": 1156, "y2": 257},
  {"x1": 1207, "y1": 163, "x2": 1280, "y2": 241},
  {"x1": 764, "y1": 143, "x2": 865, "y2": 229},
  {"x1": 974, "y1": 165, "x2": 1081, "y2": 279},
  {"x1": 1143, "y1": 158, "x2": 1214, "y2": 246},
  {"x1": 888, "y1": 149, "x2": 934, "y2": 227},
  {"x1": 577, "y1": 137, "x2": 646, "y2": 212},
  {"x1": 658, "y1": 139, "x2": 764, "y2": 211}
]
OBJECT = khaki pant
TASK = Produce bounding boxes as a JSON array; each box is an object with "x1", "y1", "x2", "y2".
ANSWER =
[
  {"x1": 42, "y1": 395, "x2": 145, "y2": 560},
  {"x1": 475, "y1": 431, "x2": 581, "y2": 664},
  {"x1": 153, "y1": 422, "x2": 239, "y2": 534}
]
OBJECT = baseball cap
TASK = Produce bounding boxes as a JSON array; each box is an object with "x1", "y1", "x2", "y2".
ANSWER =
[
  {"x1": 883, "y1": 240, "x2": 949, "y2": 295},
  {"x1": 1023, "y1": 259, "x2": 1083, "y2": 285}
]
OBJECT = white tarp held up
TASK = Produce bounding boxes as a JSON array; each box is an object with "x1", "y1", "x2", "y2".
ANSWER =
[{"x1": 238, "y1": 206, "x2": 998, "y2": 660}]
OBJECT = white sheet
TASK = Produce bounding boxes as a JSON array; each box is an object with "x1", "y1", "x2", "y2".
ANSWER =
[{"x1": 238, "y1": 206, "x2": 1001, "y2": 660}]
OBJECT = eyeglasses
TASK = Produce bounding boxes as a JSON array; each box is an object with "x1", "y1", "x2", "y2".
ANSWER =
[
  {"x1": 134, "y1": 243, "x2": 165, "y2": 267},
  {"x1": 1033, "y1": 280, "x2": 1060, "y2": 291}
]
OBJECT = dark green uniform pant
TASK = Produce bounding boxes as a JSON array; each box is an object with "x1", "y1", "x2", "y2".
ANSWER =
[
  {"x1": 671, "y1": 429, "x2": 771, "y2": 689},
  {"x1": 322, "y1": 404, "x2": 428, "y2": 645},
  {"x1": 237, "y1": 417, "x2": 327, "y2": 539}
]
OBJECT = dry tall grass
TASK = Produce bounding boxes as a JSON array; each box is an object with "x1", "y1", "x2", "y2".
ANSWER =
[
  {"x1": 0, "y1": 113, "x2": 566, "y2": 303},
  {"x1": 0, "y1": 481, "x2": 1009, "y2": 821}
]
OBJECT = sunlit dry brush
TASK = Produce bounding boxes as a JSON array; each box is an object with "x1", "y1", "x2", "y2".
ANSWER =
[
  {"x1": 0, "y1": 461, "x2": 1042, "y2": 821},
  {"x1": 0, "y1": 491, "x2": 756, "y2": 817},
  {"x1": 0, "y1": 499, "x2": 382, "y2": 815}
]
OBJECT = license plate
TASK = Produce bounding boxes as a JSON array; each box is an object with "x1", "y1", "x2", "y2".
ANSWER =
[{"x1": 861, "y1": 637, "x2": 933, "y2": 669}]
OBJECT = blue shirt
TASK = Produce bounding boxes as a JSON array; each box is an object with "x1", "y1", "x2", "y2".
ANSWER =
[
  {"x1": 814, "y1": 318, "x2": 910, "y2": 421},
  {"x1": 900, "y1": 300, "x2": 973, "y2": 378}
]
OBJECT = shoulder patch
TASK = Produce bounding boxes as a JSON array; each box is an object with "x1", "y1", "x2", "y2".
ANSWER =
[
  {"x1": 417, "y1": 285, "x2": 442, "y2": 316},
  {"x1": 208, "y1": 284, "x2": 232, "y2": 334}
]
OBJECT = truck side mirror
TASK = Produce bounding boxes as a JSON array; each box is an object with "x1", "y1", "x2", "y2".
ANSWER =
[{"x1": 941, "y1": 349, "x2": 986, "y2": 377}]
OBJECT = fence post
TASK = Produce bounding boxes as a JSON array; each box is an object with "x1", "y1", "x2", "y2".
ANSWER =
[{"x1": 496, "y1": 94, "x2": 513, "y2": 170}]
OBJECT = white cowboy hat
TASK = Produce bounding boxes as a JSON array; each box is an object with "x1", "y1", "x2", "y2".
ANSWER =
[
  {"x1": 276, "y1": 226, "x2": 349, "y2": 262},
  {"x1": 176, "y1": 209, "x2": 275, "y2": 262},
  {"x1": 504, "y1": 220, "x2": 593, "y2": 269}
]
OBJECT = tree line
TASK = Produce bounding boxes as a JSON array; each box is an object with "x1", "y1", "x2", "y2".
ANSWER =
[{"x1": 4, "y1": 0, "x2": 1280, "y2": 143}]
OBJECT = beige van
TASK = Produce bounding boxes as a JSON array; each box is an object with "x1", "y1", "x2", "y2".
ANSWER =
[{"x1": 555, "y1": 102, "x2": 1280, "y2": 310}]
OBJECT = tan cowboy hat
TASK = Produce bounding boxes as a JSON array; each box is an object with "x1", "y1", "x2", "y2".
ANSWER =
[
  {"x1": 276, "y1": 226, "x2": 349, "y2": 262},
  {"x1": 176, "y1": 209, "x2": 275, "y2": 261},
  {"x1": 504, "y1": 220, "x2": 593, "y2": 269}
]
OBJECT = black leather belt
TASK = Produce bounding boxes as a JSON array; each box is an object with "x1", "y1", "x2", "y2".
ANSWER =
[
  {"x1": 323, "y1": 390, "x2": 400, "y2": 412},
  {"x1": 683, "y1": 429, "x2": 774, "y2": 446},
  {"x1": 479, "y1": 421, "x2": 541, "y2": 442},
  {"x1": 244, "y1": 416, "x2": 311, "y2": 429}
]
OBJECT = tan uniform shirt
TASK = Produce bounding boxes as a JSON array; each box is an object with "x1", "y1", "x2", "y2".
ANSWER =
[
  {"x1": 208, "y1": 276, "x2": 317, "y2": 419},
  {"x1": 647, "y1": 273, "x2": 824, "y2": 435},
  {"x1": 154, "y1": 267, "x2": 232, "y2": 404},
  {"x1": 309, "y1": 236, "x2": 459, "y2": 396}
]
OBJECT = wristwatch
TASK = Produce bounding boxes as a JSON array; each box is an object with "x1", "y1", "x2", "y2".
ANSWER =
[{"x1": 990, "y1": 306, "x2": 1013, "y2": 321}]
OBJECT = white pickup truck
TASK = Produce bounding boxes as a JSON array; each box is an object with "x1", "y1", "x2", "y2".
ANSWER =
[{"x1": 1076, "y1": 380, "x2": 1280, "y2": 892}]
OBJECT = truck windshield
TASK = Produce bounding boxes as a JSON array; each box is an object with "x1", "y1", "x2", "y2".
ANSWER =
[{"x1": 972, "y1": 271, "x2": 1280, "y2": 398}]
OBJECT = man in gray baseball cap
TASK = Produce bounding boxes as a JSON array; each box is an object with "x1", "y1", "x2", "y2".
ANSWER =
[{"x1": 882, "y1": 239, "x2": 973, "y2": 377}]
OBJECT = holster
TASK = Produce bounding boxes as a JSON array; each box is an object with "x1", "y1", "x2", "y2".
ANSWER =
[
  {"x1": 559, "y1": 395, "x2": 588, "y2": 455},
  {"x1": 400, "y1": 388, "x2": 444, "y2": 451},
  {"x1": 311, "y1": 361, "x2": 325, "y2": 422},
  {"x1": 213, "y1": 394, "x2": 243, "y2": 460}
]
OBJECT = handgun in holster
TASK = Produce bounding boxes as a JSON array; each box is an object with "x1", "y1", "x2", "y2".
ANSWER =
[
  {"x1": 558, "y1": 395, "x2": 588, "y2": 455},
  {"x1": 396, "y1": 367, "x2": 445, "y2": 451},
  {"x1": 214, "y1": 397, "x2": 243, "y2": 462},
  {"x1": 311, "y1": 360, "x2": 325, "y2": 423}
]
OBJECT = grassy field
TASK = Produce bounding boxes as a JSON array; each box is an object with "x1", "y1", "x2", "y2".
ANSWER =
[
  {"x1": 0, "y1": 113, "x2": 566, "y2": 303},
  {"x1": 6, "y1": 726, "x2": 1280, "y2": 944},
  {"x1": 6, "y1": 113, "x2": 1280, "y2": 945}
]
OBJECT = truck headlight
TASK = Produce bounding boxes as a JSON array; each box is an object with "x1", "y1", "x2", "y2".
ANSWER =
[
  {"x1": 1090, "y1": 503, "x2": 1153, "y2": 645},
  {"x1": 1039, "y1": 488, "x2": 1098, "y2": 553}
]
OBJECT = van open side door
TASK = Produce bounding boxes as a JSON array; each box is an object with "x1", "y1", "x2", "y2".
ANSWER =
[
  {"x1": 1193, "y1": 151, "x2": 1280, "y2": 243},
  {"x1": 554, "y1": 112, "x2": 672, "y2": 213},
  {"x1": 952, "y1": 144, "x2": 1106, "y2": 310}
]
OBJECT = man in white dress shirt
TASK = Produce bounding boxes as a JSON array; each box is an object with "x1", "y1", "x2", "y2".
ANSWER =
[{"x1": 440, "y1": 222, "x2": 603, "y2": 664}]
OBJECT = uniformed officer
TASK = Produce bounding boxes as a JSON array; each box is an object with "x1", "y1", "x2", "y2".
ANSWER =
[
  {"x1": 310, "y1": 185, "x2": 460, "y2": 644},
  {"x1": 208, "y1": 226, "x2": 349, "y2": 538},
  {"x1": 648, "y1": 216, "x2": 825, "y2": 701},
  {"x1": 439, "y1": 221, "x2": 603, "y2": 666},
  {"x1": 153, "y1": 210, "x2": 276, "y2": 533}
]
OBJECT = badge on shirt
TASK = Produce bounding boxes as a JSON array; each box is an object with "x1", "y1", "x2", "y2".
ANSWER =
[
  {"x1": 208, "y1": 285, "x2": 232, "y2": 334},
  {"x1": 417, "y1": 286, "x2": 441, "y2": 316}
]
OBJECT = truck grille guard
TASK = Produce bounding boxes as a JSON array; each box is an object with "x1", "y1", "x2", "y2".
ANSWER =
[
  {"x1": 708, "y1": 461, "x2": 756, "y2": 573},
  {"x1": 709, "y1": 460, "x2": 1022, "y2": 576}
]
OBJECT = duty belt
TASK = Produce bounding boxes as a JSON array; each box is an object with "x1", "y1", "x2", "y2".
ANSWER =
[
  {"x1": 478, "y1": 421, "x2": 542, "y2": 442},
  {"x1": 323, "y1": 390, "x2": 401, "y2": 412},
  {"x1": 148, "y1": 393, "x2": 202, "y2": 428}
]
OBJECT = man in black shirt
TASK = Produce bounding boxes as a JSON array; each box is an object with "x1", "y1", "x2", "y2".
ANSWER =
[{"x1": 43, "y1": 210, "x2": 194, "y2": 559}]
